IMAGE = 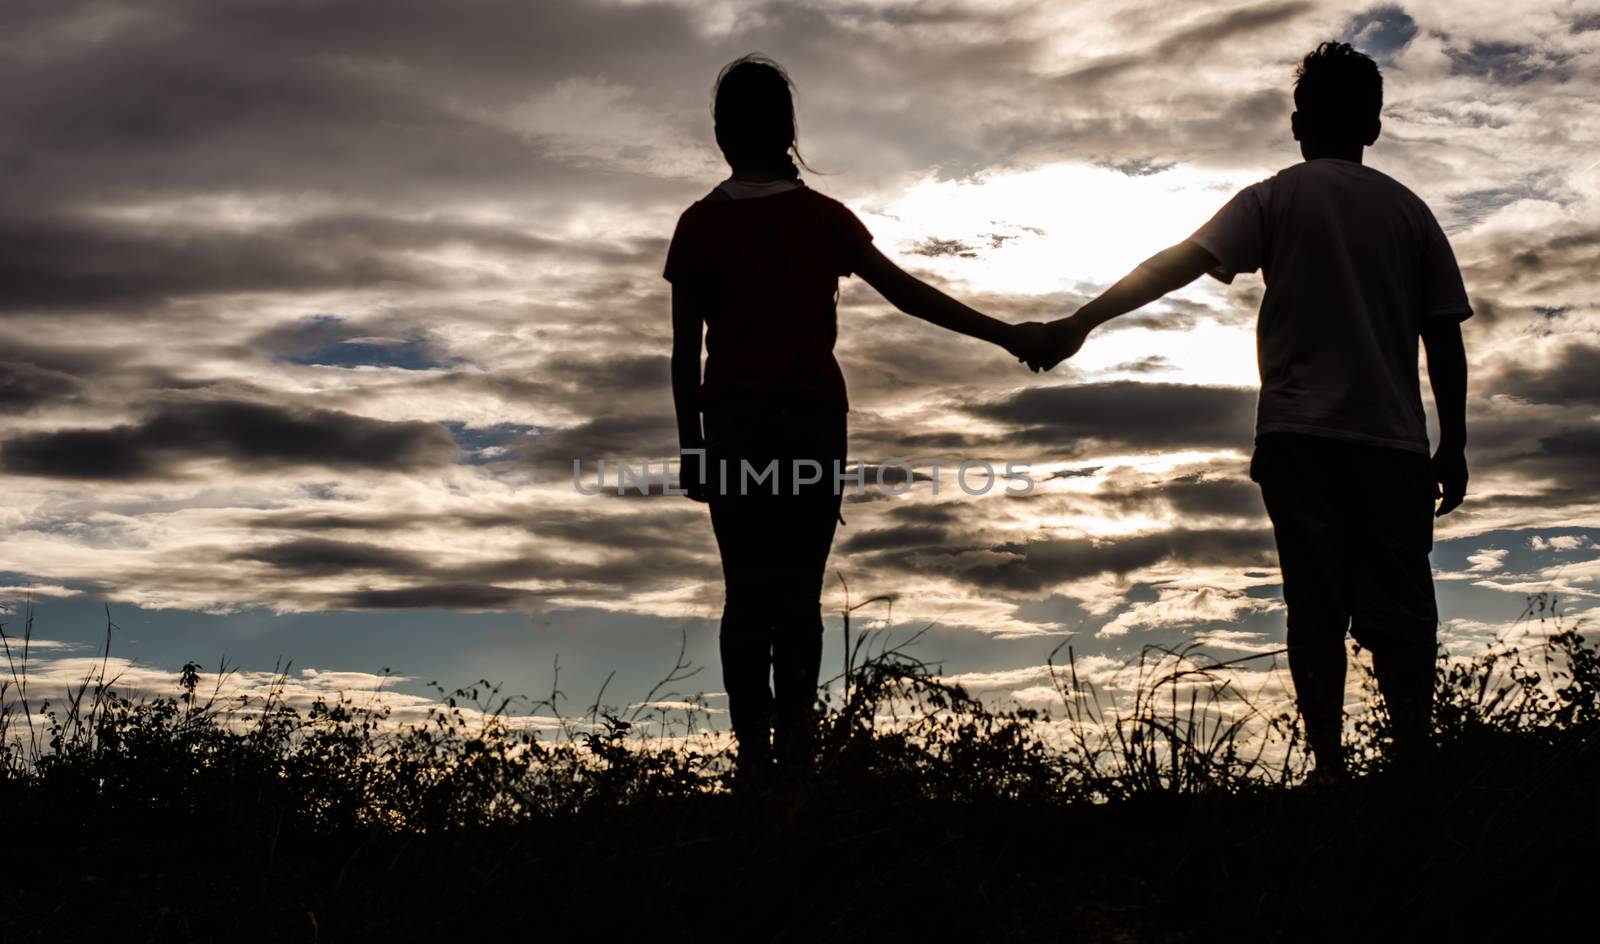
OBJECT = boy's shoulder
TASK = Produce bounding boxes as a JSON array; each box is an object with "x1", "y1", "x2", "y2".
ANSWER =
[{"x1": 1272, "y1": 160, "x2": 1430, "y2": 207}]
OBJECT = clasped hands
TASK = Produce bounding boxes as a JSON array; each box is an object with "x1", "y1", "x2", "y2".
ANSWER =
[{"x1": 1005, "y1": 316, "x2": 1092, "y2": 373}]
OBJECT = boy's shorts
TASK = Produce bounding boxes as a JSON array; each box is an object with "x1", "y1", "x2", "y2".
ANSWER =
[{"x1": 1251, "y1": 432, "x2": 1439, "y2": 652}]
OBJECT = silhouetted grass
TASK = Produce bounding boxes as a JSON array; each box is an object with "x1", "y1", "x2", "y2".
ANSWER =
[{"x1": 1, "y1": 593, "x2": 1594, "y2": 942}]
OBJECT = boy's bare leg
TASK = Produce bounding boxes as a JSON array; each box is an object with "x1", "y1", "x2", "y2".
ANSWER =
[
  {"x1": 1288, "y1": 621, "x2": 1349, "y2": 778},
  {"x1": 1367, "y1": 634, "x2": 1436, "y2": 766}
]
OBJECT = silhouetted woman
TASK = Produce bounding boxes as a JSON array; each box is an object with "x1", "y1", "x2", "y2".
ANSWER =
[{"x1": 665, "y1": 54, "x2": 1042, "y2": 784}]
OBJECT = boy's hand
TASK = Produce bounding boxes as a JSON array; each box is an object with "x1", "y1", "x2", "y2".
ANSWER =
[
  {"x1": 1432, "y1": 446, "x2": 1467, "y2": 516},
  {"x1": 1046, "y1": 315, "x2": 1091, "y2": 367}
]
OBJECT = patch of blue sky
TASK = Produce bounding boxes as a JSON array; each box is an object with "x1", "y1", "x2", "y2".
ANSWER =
[
  {"x1": 444, "y1": 421, "x2": 542, "y2": 464},
  {"x1": 1432, "y1": 526, "x2": 1595, "y2": 576},
  {"x1": 274, "y1": 313, "x2": 457, "y2": 370},
  {"x1": 286, "y1": 336, "x2": 452, "y2": 370},
  {"x1": 1344, "y1": 5, "x2": 1419, "y2": 65}
]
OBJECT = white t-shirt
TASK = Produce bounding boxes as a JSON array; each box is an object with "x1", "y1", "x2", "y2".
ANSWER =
[{"x1": 1189, "y1": 159, "x2": 1472, "y2": 455}]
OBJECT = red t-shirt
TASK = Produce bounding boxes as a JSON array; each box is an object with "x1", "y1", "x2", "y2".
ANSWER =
[{"x1": 662, "y1": 185, "x2": 872, "y2": 411}]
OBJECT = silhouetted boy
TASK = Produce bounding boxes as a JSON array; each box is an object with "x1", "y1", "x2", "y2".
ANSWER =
[{"x1": 1039, "y1": 42, "x2": 1471, "y2": 777}]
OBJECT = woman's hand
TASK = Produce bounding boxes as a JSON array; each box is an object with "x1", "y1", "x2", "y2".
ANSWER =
[{"x1": 679, "y1": 447, "x2": 709, "y2": 503}]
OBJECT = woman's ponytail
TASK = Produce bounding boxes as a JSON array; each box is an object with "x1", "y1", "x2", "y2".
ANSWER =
[{"x1": 777, "y1": 152, "x2": 801, "y2": 181}]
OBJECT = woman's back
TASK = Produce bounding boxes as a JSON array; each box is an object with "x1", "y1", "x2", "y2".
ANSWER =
[{"x1": 665, "y1": 184, "x2": 870, "y2": 410}]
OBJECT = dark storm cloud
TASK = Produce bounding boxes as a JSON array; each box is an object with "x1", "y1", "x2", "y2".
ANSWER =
[
  {"x1": 1478, "y1": 229, "x2": 1600, "y2": 290},
  {"x1": 876, "y1": 527, "x2": 1278, "y2": 594},
  {"x1": 1105, "y1": 295, "x2": 1253, "y2": 334},
  {"x1": 0, "y1": 337, "x2": 211, "y2": 412},
  {"x1": 1453, "y1": 229, "x2": 1599, "y2": 340},
  {"x1": 1471, "y1": 426, "x2": 1600, "y2": 514},
  {"x1": 992, "y1": 86, "x2": 1296, "y2": 171},
  {"x1": 311, "y1": 348, "x2": 674, "y2": 437},
  {"x1": 908, "y1": 238, "x2": 981, "y2": 259},
  {"x1": 967, "y1": 382, "x2": 1257, "y2": 453},
  {"x1": 1495, "y1": 342, "x2": 1600, "y2": 406},
  {"x1": 1533, "y1": 428, "x2": 1600, "y2": 461},
  {"x1": 521, "y1": 413, "x2": 679, "y2": 475},
  {"x1": 1437, "y1": 390, "x2": 1600, "y2": 514},
  {"x1": 1099, "y1": 474, "x2": 1266, "y2": 520},
  {"x1": 243, "y1": 504, "x2": 711, "y2": 555},
  {"x1": 1057, "y1": 1, "x2": 1314, "y2": 83},
  {"x1": 0, "y1": 214, "x2": 393, "y2": 312},
  {"x1": 244, "y1": 511, "x2": 429, "y2": 533},
  {"x1": 1444, "y1": 179, "x2": 1564, "y2": 229},
  {"x1": 196, "y1": 519, "x2": 719, "y2": 610},
  {"x1": 323, "y1": 584, "x2": 546, "y2": 611},
  {"x1": 839, "y1": 525, "x2": 953, "y2": 554},
  {"x1": 168, "y1": 0, "x2": 706, "y2": 95},
  {"x1": 537, "y1": 354, "x2": 671, "y2": 398},
  {"x1": 885, "y1": 503, "x2": 965, "y2": 526},
  {"x1": 0, "y1": 214, "x2": 660, "y2": 314},
  {"x1": 0, "y1": 361, "x2": 81, "y2": 414},
  {"x1": 0, "y1": 400, "x2": 458, "y2": 480},
  {"x1": 0, "y1": 0, "x2": 1319, "y2": 237},
  {"x1": 1445, "y1": 40, "x2": 1572, "y2": 84},
  {"x1": 1511, "y1": 427, "x2": 1600, "y2": 502},
  {"x1": 229, "y1": 538, "x2": 429, "y2": 576},
  {"x1": 0, "y1": 0, "x2": 714, "y2": 216},
  {"x1": 1098, "y1": 157, "x2": 1178, "y2": 177},
  {"x1": 1109, "y1": 356, "x2": 1175, "y2": 374}
]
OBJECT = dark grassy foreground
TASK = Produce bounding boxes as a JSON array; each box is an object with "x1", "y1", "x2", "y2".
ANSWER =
[{"x1": 3, "y1": 598, "x2": 1596, "y2": 943}]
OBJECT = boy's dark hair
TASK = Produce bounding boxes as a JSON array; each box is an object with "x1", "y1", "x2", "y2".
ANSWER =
[
  {"x1": 712, "y1": 54, "x2": 812, "y2": 180},
  {"x1": 1293, "y1": 41, "x2": 1383, "y2": 144}
]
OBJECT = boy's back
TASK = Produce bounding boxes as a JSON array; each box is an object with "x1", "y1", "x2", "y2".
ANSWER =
[{"x1": 1191, "y1": 159, "x2": 1472, "y2": 453}]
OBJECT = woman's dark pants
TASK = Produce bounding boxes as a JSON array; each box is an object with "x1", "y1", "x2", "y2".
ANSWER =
[{"x1": 704, "y1": 405, "x2": 846, "y2": 773}]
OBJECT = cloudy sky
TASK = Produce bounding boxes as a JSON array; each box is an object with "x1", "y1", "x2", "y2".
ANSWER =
[{"x1": 2, "y1": 0, "x2": 1597, "y2": 728}]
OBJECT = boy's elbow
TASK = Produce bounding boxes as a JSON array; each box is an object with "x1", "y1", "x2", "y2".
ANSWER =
[
  {"x1": 1139, "y1": 240, "x2": 1214, "y2": 288},
  {"x1": 1421, "y1": 318, "x2": 1466, "y2": 356},
  {"x1": 1169, "y1": 240, "x2": 1218, "y2": 281}
]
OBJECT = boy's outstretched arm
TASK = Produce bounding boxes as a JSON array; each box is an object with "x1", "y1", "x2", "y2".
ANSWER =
[
  {"x1": 851, "y1": 243, "x2": 1051, "y2": 367},
  {"x1": 1421, "y1": 318, "x2": 1469, "y2": 516},
  {"x1": 1039, "y1": 240, "x2": 1219, "y2": 369}
]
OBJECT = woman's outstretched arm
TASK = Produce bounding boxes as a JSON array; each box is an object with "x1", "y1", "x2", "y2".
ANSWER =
[
  {"x1": 670, "y1": 284, "x2": 708, "y2": 501},
  {"x1": 851, "y1": 243, "x2": 1049, "y2": 366}
]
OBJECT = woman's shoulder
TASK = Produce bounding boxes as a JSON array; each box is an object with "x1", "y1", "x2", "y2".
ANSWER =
[
  {"x1": 675, "y1": 182, "x2": 862, "y2": 228},
  {"x1": 681, "y1": 188, "x2": 732, "y2": 213},
  {"x1": 792, "y1": 184, "x2": 850, "y2": 210},
  {"x1": 670, "y1": 190, "x2": 729, "y2": 233}
]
